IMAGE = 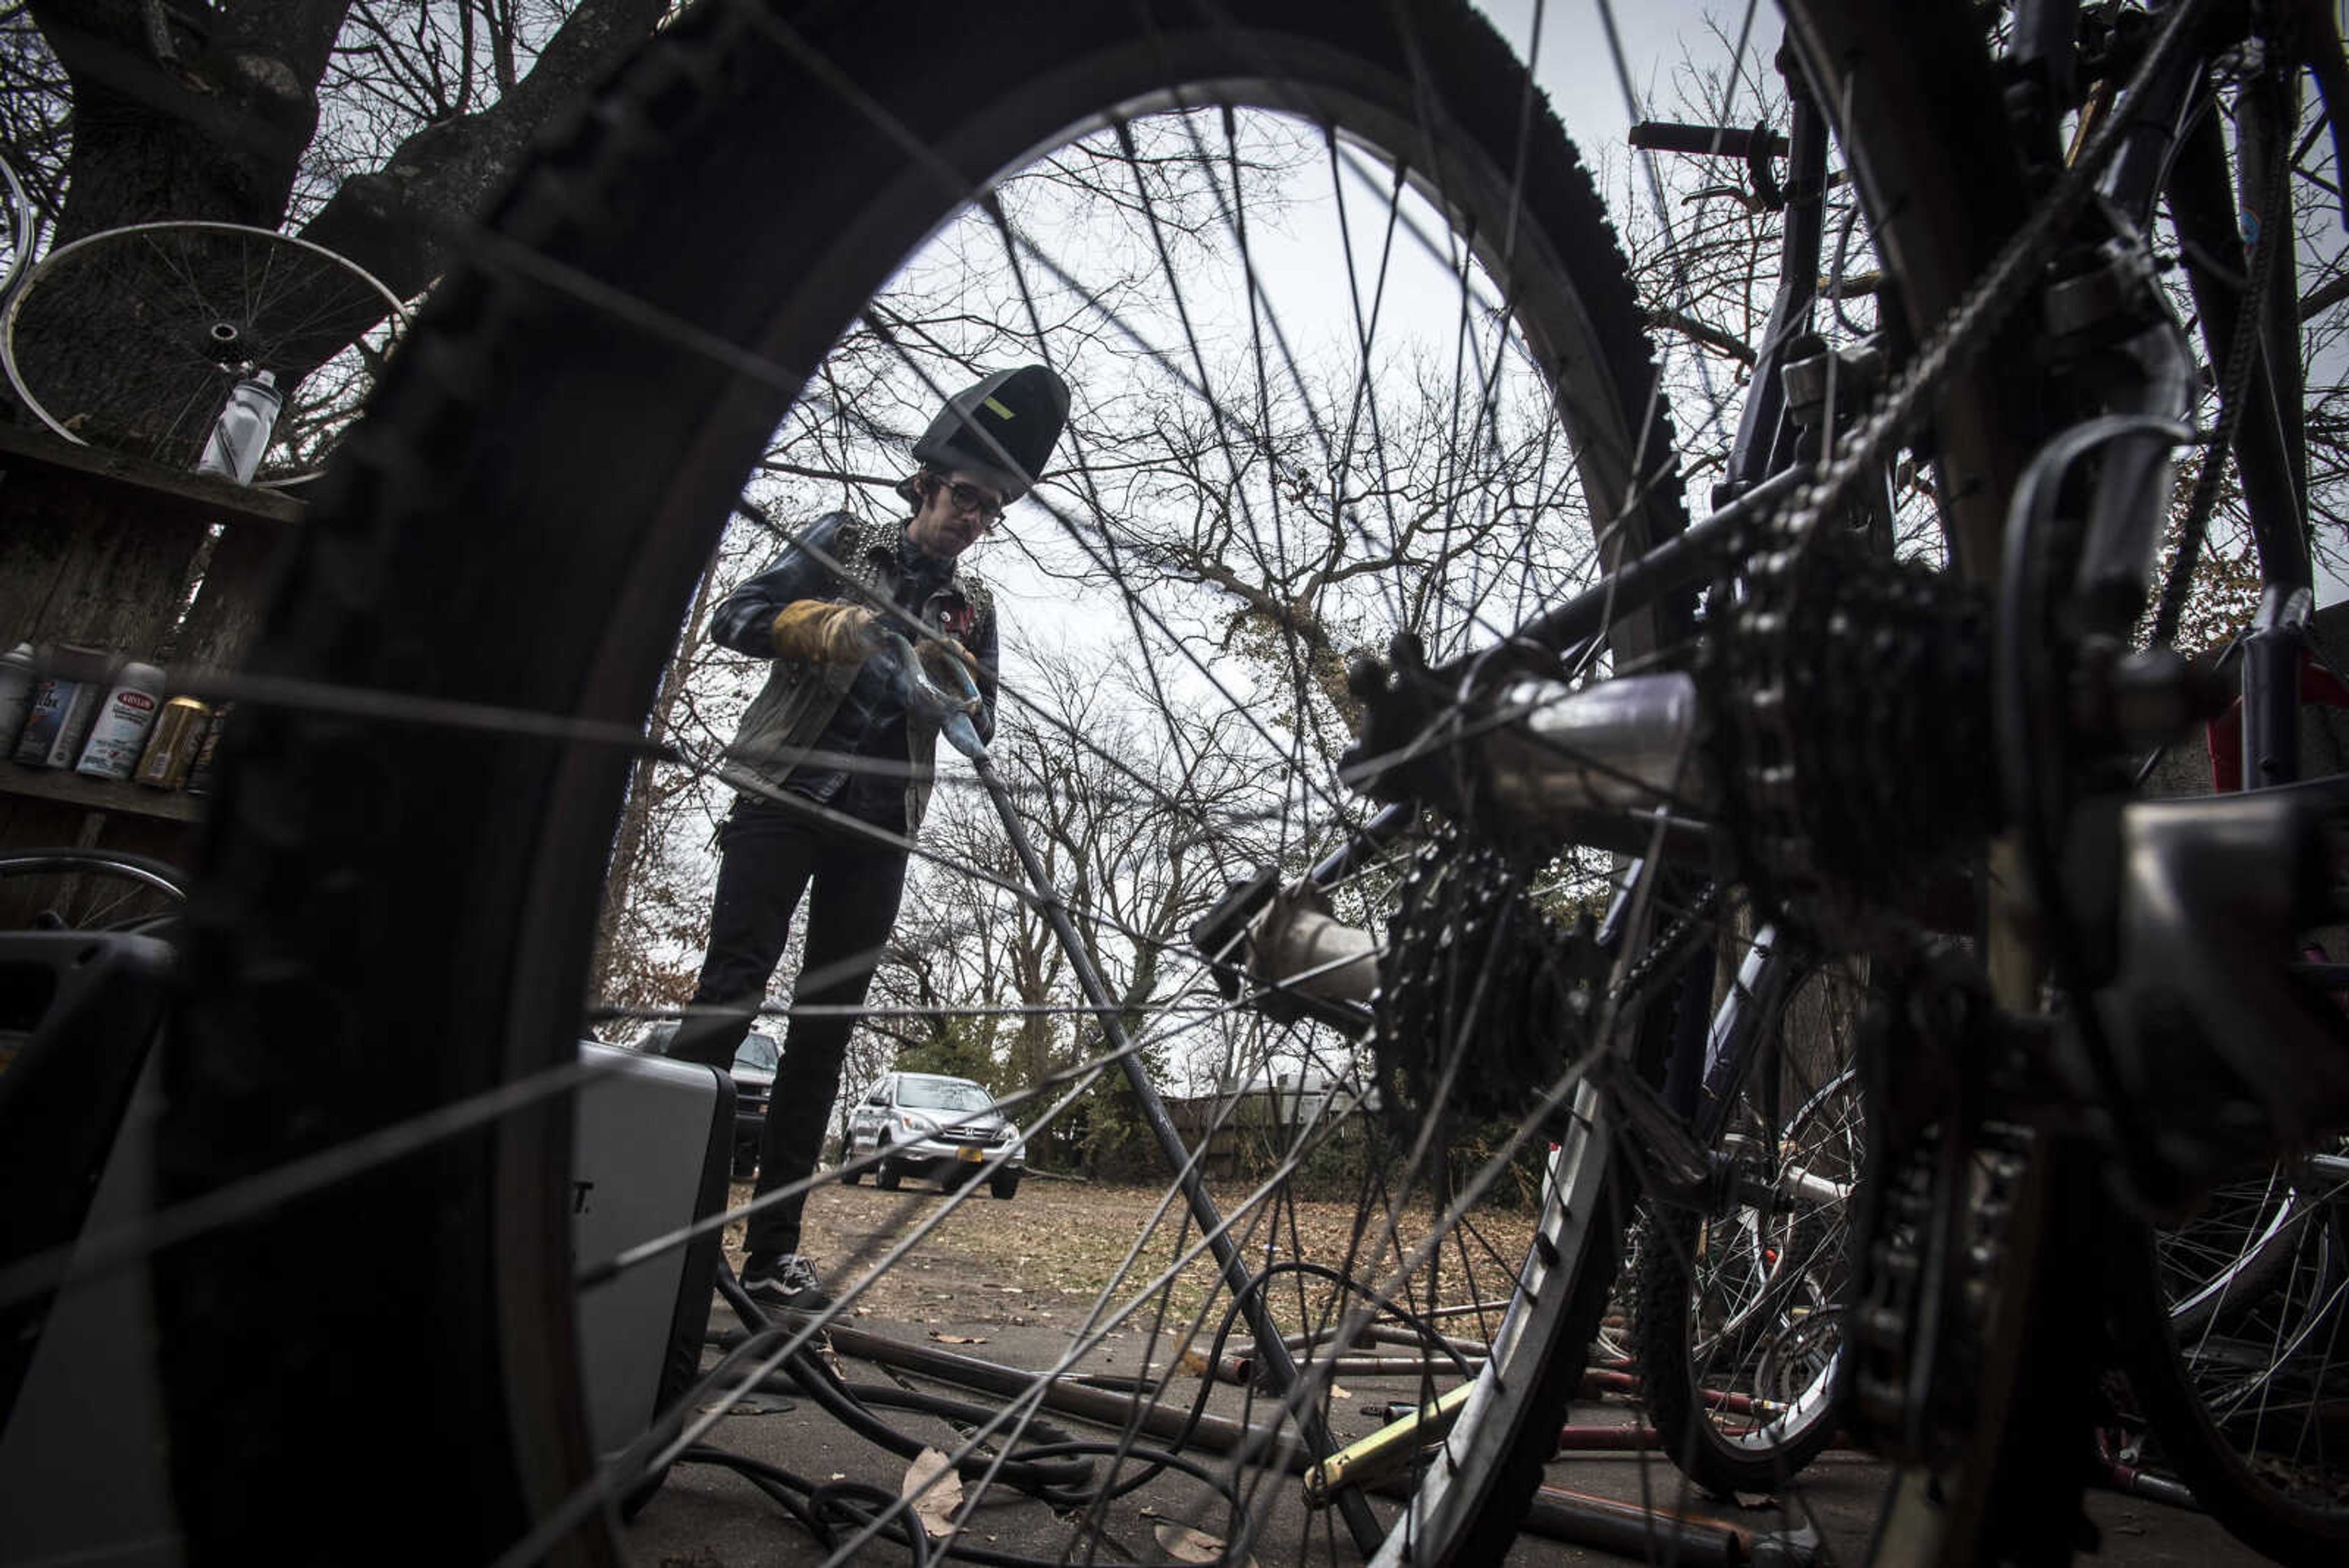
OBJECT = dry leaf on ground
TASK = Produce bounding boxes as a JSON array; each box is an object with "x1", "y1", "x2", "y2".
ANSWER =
[
  {"x1": 1152, "y1": 1521, "x2": 1255, "y2": 1565},
  {"x1": 900, "y1": 1448, "x2": 964, "y2": 1539}
]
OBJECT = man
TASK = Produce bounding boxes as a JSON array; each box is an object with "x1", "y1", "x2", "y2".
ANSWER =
[{"x1": 666, "y1": 365, "x2": 1071, "y2": 1311}]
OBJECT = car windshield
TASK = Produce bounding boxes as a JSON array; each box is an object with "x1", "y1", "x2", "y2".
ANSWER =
[
  {"x1": 899, "y1": 1077, "x2": 993, "y2": 1112},
  {"x1": 732, "y1": 1033, "x2": 779, "y2": 1072}
]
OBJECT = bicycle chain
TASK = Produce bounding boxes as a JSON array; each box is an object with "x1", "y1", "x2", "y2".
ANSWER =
[
  {"x1": 1842, "y1": 950, "x2": 2032, "y2": 1463},
  {"x1": 1846, "y1": 1118, "x2": 2030, "y2": 1465},
  {"x1": 1611, "y1": 879, "x2": 1721, "y2": 1011},
  {"x1": 1768, "y1": 0, "x2": 2216, "y2": 545},
  {"x1": 1715, "y1": 0, "x2": 2218, "y2": 941}
]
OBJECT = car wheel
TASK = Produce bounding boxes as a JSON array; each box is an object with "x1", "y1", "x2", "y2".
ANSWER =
[
  {"x1": 838, "y1": 1159, "x2": 859, "y2": 1186},
  {"x1": 731, "y1": 1140, "x2": 757, "y2": 1181},
  {"x1": 875, "y1": 1142, "x2": 901, "y2": 1192},
  {"x1": 990, "y1": 1172, "x2": 1021, "y2": 1202}
]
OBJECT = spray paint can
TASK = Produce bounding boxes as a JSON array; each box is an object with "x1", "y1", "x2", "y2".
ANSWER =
[
  {"x1": 184, "y1": 702, "x2": 232, "y2": 797},
  {"x1": 133, "y1": 696, "x2": 212, "y2": 789},
  {"x1": 11, "y1": 645, "x2": 116, "y2": 768},
  {"x1": 75, "y1": 661, "x2": 169, "y2": 780},
  {"x1": 195, "y1": 371, "x2": 283, "y2": 485},
  {"x1": 0, "y1": 642, "x2": 34, "y2": 756}
]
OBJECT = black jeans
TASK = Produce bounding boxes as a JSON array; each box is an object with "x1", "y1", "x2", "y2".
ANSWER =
[{"x1": 666, "y1": 796, "x2": 907, "y2": 1259}]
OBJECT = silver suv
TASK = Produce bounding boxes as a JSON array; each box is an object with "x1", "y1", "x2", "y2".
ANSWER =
[{"x1": 842, "y1": 1072, "x2": 1023, "y2": 1199}]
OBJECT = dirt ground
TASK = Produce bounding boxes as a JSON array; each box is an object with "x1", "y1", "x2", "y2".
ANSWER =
[{"x1": 725, "y1": 1172, "x2": 1539, "y2": 1350}]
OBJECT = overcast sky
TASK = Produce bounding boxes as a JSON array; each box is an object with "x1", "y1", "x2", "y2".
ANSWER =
[{"x1": 1476, "y1": 1, "x2": 1756, "y2": 151}]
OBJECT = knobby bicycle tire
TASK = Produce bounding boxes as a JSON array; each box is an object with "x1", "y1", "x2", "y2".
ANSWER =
[{"x1": 158, "y1": 0, "x2": 1690, "y2": 1562}]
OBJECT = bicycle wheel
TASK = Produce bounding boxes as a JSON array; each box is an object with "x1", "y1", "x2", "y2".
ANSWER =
[
  {"x1": 2113, "y1": 1154, "x2": 2349, "y2": 1566},
  {"x1": 0, "y1": 849, "x2": 185, "y2": 936},
  {"x1": 1628, "y1": 960, "x2": 1866, "y2": 1498},
  {"x1": 158, "y1": 0, "x2": 1687, "y2": 1562},
  {"x1": 1, "y1": 221, "x2": 404, "y2": 485},
  {"x1": 2162, "y1": 1163, "x2": 2326, "y2": 1340}
]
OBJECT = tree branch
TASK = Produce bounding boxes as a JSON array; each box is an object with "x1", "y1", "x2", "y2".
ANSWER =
[
  {"x1": 1640, "y1": 304, "x2": 1757, "y2": 366},
  {"x1": 297, "y1": 0, "x2": 665, "y2": 299}
]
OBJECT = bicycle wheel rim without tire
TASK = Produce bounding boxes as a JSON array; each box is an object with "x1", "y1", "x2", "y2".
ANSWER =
[
  {"x1": 1, "y1": 220, "x2": 405, "y2": 485},
  {"x1": 161, "y1": 2, "x2": 1687, "y2": 1564},
  {"x1": 0, "y1": 849, "x2": 186, "y2": 934},
  {"x1": 2161, "y1": 1162, "x2": 2318, "y2": 1337},
  {"x1": 0, "y1": 150, "x2": 37, "y2": 307}
]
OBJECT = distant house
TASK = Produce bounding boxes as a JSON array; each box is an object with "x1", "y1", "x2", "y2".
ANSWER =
[{"x1": 1163, "y1": 1063, "x2": 1377, "y2": 1180}]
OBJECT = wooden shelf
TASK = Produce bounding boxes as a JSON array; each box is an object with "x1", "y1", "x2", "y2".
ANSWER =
[
  {"x1": 0, "y1": 418, "x2": 306, "y2": 533},
  {"x1": 0, "y1": 760, "x2": 206, "y2": 823},
  {"x1": 0, "y1": 420, "x2": 266, "y2": 864}
]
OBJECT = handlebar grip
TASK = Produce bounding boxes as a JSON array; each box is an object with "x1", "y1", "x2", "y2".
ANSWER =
[{"x1": 1627, "y1": 121, "x2": 1789, "y2": 160}]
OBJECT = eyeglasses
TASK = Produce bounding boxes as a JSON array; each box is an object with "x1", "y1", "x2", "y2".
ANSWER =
[{"x1": 942, "y1": 479, "x2": 1004, "y2": 523}]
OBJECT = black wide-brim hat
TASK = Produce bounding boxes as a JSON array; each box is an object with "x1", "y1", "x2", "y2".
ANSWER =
[{"x1": 908, "y1": 364, "x2": 1071, "y2": 503}]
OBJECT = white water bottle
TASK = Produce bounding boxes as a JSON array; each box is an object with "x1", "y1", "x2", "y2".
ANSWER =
[
  {"x1": 196, "y1": 371, "x2": 283, "y2": 484},
  {"x1": 76, "y1": 661, "x2": 168, "y2": 781}
]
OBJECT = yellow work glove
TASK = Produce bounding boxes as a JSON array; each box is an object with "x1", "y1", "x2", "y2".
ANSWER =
[{"x1": 770, "y1": 600, "x2": 884, "y2": 663}]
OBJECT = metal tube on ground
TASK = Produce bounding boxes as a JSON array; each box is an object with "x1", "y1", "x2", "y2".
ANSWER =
[
  {"x1": 1414, "y1": 1299, "x2": 1516, "y2": 1322},
  {"x1": 819, "y1": 1323, "x2": 1309, "y2": 1468},
  {"x1": 1219, "y1": 1353, "x2": 1485, "y2": 1384},
  {"x1": 1583, "y1": 1367, "x2": 1641, "y2": 1400},
  {"x1": 1238, "y1": 1318, "x2": 1485, "y2": 1357},
  {"x1": 2091, "y1": 1429, "x2": 2202, "y2": 1512},
  {"x1": 2095, "y1": 1458, "x2": 2201, "y2": 1511},
  {"x1": 1359, "y1": 1321, "x2": 1492, "y2": 1359},
  {"x1": 1581, "y1": 1366, "x2": 1771, "y2": 1419},
  {"x1": 1557, "y1": 1424, "x2": 1663, "y2": 1451},
  {"x1": 1525, "y1": 1486, "x2": 1749, "y2": 1566}
]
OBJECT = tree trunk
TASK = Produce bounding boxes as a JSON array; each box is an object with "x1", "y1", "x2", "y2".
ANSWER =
[
  {"x1": 32, "y1": 0, "x2": 349, "y2": 243},
  {"x1": 591, "y1": 553, "x2": 721, "y2": 1005}
]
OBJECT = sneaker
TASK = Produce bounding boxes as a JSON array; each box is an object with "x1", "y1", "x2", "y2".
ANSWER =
[{"x1": 741, "y1": 1252, "x2": 833, "y2": 1313}]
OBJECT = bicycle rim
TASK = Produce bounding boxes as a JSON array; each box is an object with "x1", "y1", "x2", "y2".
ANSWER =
[
  {"x1": 157, "y1": 1, "x2": 1689, "y2": 1562},
  {"x1": 1629, "y1": 997, "x2": 1866, "y2": 1499},
  {"x1": 2115, "y1": 1156, "x2": 2349, "y2": 1565}
]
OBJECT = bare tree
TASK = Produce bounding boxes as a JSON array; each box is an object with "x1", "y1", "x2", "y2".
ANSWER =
[{"x1": 21, "y1": 1, "x2": 662, "y2": 283}]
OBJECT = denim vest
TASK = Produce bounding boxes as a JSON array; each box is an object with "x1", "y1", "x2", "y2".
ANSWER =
[{"x1": 715, "y1": 513, "x2": 994, "y2": 835}]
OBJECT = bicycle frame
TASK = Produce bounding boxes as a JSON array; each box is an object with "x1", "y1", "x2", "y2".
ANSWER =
[{"x1": 1205, "y1": 2, "x2": 2349, "y2": 1556}]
